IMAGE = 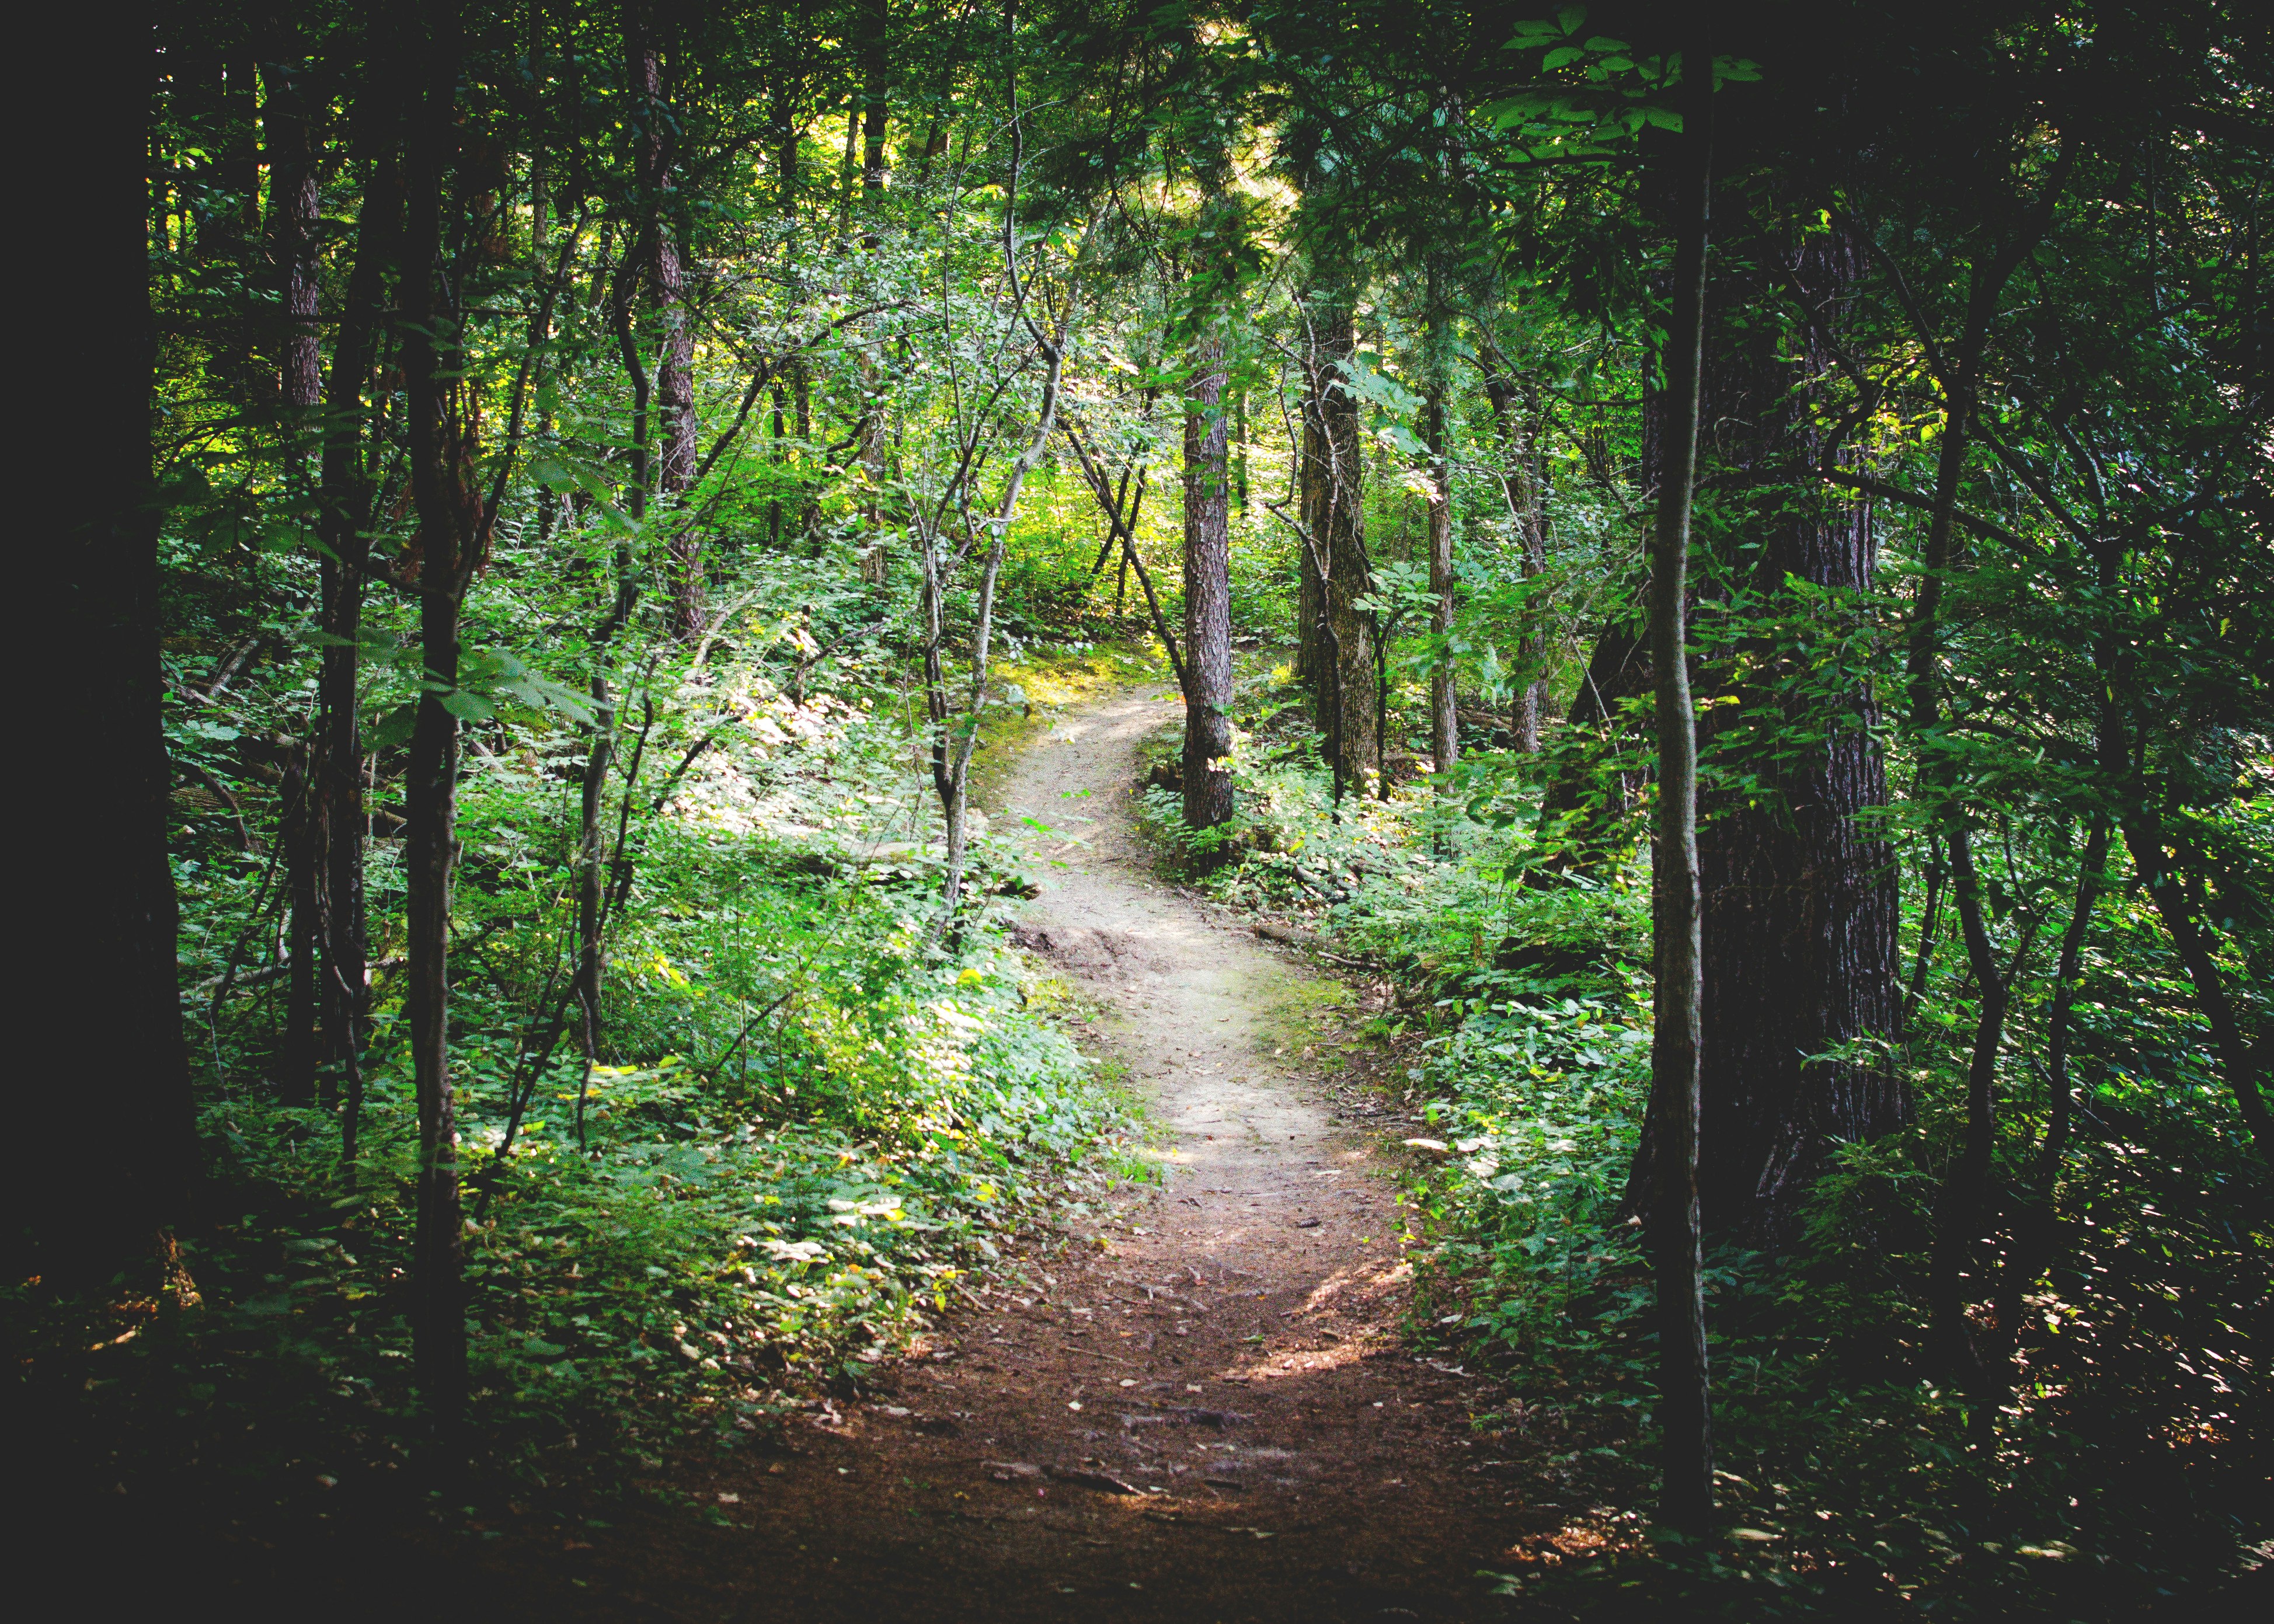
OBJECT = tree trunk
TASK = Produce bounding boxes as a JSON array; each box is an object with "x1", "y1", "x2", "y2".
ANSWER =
[
  {"x1": 317, "y1": 152, "x2": 402, "y2": 1161},
  {"x1": 399, "y1": 11, "x2": 472, "y2": 1421},
  {"x1": 1295, "y1": 327, "x2": 1329, "y2": 689},
  {"x1": 277, "y1": 750, "x2": 319, "y2": 1105},
  {"x1": 1684, "y1": 207, "x2": 1903, "y2": 1243},
  {"x1": 2122, "y1": 809, "x2": 2274, "y2": 1153},
  {"x1": 1616, "y1": 163, "x2": 1906, "y2": 1243},
  {"x1": 1645, "y1": 30, "x2": 1715, "y2": 1534},
  {"x1": 265, "y1": 46, "x2": 326, "y2": 1108},
  {"x1": 1304, "y1": 298, "x2": 1377, "y2": 799},
  {"x1": 626, "y1": 4, "x2": 701, "y2": 637},
  {"x1": 1484, "y1": 365, "x2": 1548, "y2": 752},
  {"x1": 1182, "y1": 334, "x2": 1235, "y2": 837},
  {"x1": 1423, "y1": 304, "x2": 1457, "y2": 783},
  {"x1": 17, "y1": 5, "x2": 198, "y2": 1280},
  {"x1": 262, "y1": 52, "x2": 323, "y2": 413},
  {"x1": 861, "y1": 0, "x2": 889, "y2": 241}
]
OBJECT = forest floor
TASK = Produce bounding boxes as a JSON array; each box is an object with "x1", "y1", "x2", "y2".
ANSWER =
[
  {"x1": 507, "y1": 678, "x2": 1562, "y2": 1620},
  {"x1": 75, "y1": 677, "x2": 1596, "y2": 1619}
]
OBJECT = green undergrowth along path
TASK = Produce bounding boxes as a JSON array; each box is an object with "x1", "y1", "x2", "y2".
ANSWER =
[
  {"x1": 15, "y1": 631, "x2": 1151, "y2": 1514},
  {"x1": 1140, "y1": 655, "x2": 2268, "y2": 1620}
]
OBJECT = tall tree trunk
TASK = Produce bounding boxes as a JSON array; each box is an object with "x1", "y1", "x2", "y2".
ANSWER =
[
  {"x1": 1645, "y1": 30, "x2": 1715, "y2": 1534},
  {"x1": 927, "y1": 312, "x2": 1069, "y2": 920},
  {"x1": 277, "y1": 751, "x2": 319, "y2": 1105},
  {"x1": 924, "y1": 84, "x2": 1068, "y2": 926},
  {"x1": 532, "y1": 153, "x2": 562, "y2": 546},
  {"x1": 1423, "y1": 300, "x2": 1457, "y2": 784},
  {"x1": 1304, "y1": 297, "x2": 1377, "y2": 799},
  {"x1": 1182, "y1": 333, "x2": 1235, "y2": 837},
  {"x1": 626, "y1": 3, "x2": 700, "y2": 636},
  {"x1": 262, "y1": 50, "x2": 323, "y2": 413},
  {"x1": 317, "y1": 152, "x2": 403, "y2": 1162},
  {"x1": 1234, "y1": 388, "x2": 1249, "y2": 513},
  {"x1": 18, "y1": 3, "x2": 199, "y2": 1280},
  {"x1": 1295, "y1": 322, "x2": 1329, "y2": 689},
  {"x1": 1900, "y1": 148, "x2": 2079, "y2": 1431},
  {"x1": 265, "y1": 43, "x2": 325, "y2": 1108},
  {"x1": 860, "y1": 0, "x2": 889, "y2": 246},
  {"x1": 214, "y1": 57, "x2": 264, "y2": 392},
  {"x1": 399, "y1": 6, "x2": 472, "y2": 1421},
  {"x1": 1484, "y1": 365, "x2": 1548, "y2": 752},
  {"x1": 582, "y1": 238, "x2": 654, "y2": 1132},
  {"x1": 1683, "y1": 208, "x2": 1902, "y2": 1243}
]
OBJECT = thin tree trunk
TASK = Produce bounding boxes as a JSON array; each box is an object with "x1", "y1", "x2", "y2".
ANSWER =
[
  {"x1": 1234, "y1": 388, "x2": 1249, "y2": 513},
  {"x1": 579, "y1": 248, "x2": 653, "y2": 1121},
  {"x1": 264, "y1": 44, "x2": 326, "y2": 1108},
  {"x1": 861, "y1": 0, "x2": 889, "y2": 252},
  {"x1": 2122, "y1": 810, "x2": 2273, "y2": 1153},
  {"x1": 923, "y1": 83, "x2": 1070, "y2": 926},
  {"x1": 277, "y1": 750, "x2": 319, "y2": 1104},
  {"x1": 1484, "y1": 367, "x2": 1547, "y2": 752},
  {"x1": 626, "y1": 3, "x2": 701, "y2": 636},
  {"x1": 925, "y1": 313, "x2": 1070, "y2": 920},
  {"x1": 400, "y1": 6, "x2": 472, "y2": 1422},
  {"x1": 1529, "y1": 619, "x2": 1649, "y2": 877},
  {"x1": 1182, "y1": 333, "x2": 1235, "y2": 837},
  {"x1": 1928, "y1": 818, "x2": 2032, "y2": 1440},
  {"x1": 318, "y1": 152, "x2": 402, "y2": 1162},
  {"x1": 1982, "y1": 813, "x2": 2110, "y2": 1378},
  {"x1": 1645, "y1": 30, "x2": 1714, "y2": 1534},
  {"x1": 1424, "y1": 299, "x2": 1457, "y2": 785}
]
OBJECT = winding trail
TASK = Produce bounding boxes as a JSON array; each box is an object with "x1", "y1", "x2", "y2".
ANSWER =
[{"x1": 553, "y1": 682, "x2": 1534, "y2": 1620}]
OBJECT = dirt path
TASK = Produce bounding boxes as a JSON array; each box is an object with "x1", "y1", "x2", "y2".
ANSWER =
[{"x1": 521, "y1": 684, "x2": 1535, "y2": 1621}]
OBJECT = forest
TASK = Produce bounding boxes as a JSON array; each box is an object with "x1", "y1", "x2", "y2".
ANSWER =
[{"x1": 14, "y1": 1, "x2": 2269, "y2": 1618}]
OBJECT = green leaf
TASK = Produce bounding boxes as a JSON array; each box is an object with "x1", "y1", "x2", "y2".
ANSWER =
[
  {"x1": 439, "y1": 688, "x2": 497, "y2": 723},
  {"x1": 369, "y1": 702, "x2": 418, "y2": 750}
]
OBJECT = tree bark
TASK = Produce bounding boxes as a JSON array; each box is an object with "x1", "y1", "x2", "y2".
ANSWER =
[
  {"x1": 1295, "y1": 322, "x2": 1329, "y2": 689},
  {"x1": 861, "y1": 0, "x2": 889, "y2": 218},
  {"x1": 264, "y1": 42, "x2": 326, "y2": 1108},
  {"x1": 1684, "y1": 207, "x2": 1903, "y2": 1243},
  {"x1": 17, "y1": 2, "x2": 199, "y2": 1279},
  {"x1": 317, "y1": 151, "x2": 403, "y2": 1161},
  {"x1": 399, "y1": 6, "x2": 472, "y2": 1421},
  {"x1": 1643, "y1": 29, "x2": 1714, "y2": 1534},
  {"x1": 1182, "y1": 334, "x2": 1235, "y2": 837},
  {"x1": 1423, "y1": 303, "x2": 1458, "y2": 783},
  {"x1": 277, "y1": 749, "x2": 319, "y2": 1105},
  {"x1": 1303, "y1": 297, "x2": 1377, "y2": 799},
  {"x1": 1483, "y1": 364, "x2": 1547, "y2": 751},
  {"x1": 262, "y1": 49, "x2": 323, "y2": 413},
  {"x1": 626, "y1": 2, "x2": 701, "y2": 637}
]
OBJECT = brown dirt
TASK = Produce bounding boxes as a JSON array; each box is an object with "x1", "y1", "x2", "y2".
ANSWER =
[
  {"x1": 512, "y1": 682, "x2": 1550, "y2": 1621},
  {"x1": 109, "y1": 682, "x2": 1587, "y2": 1620}
]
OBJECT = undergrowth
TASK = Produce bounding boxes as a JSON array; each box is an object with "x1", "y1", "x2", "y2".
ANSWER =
[
  {"x1": 11, "y1": 560, "x2": 1150, "y2": 1519},
  {"x1": 1139, "y1": 657, "x2": 2269, "y2": 1620}
]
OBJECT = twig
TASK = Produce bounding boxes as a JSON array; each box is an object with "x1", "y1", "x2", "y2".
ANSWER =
[{"x1": 700, "y1": 992, "x2": 796, "y2": 1085}]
